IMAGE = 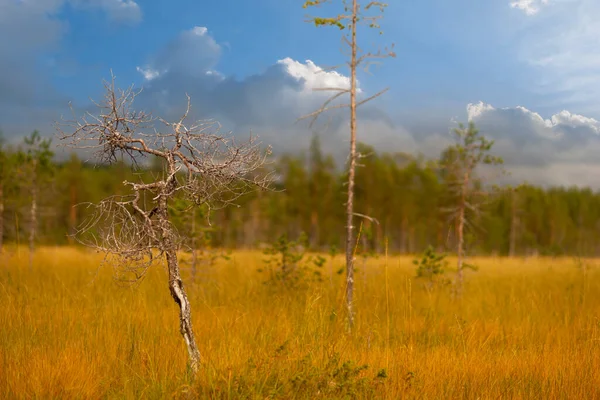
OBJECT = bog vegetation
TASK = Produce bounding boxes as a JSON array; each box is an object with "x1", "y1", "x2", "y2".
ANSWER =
[
  {"x1": 2, "y1": 87, "x2": 600, "y2": 399},
  {"x1": 1, "y1": 248, "x2": 600, "y2": 398},
  {"x1": 1, "y1": 1, "x2": 599, "y2": 398}
]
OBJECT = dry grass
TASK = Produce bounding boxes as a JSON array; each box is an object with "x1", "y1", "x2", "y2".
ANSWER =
[{"x1": 1, "y1": 247, "x2": 599, "y2": 399}]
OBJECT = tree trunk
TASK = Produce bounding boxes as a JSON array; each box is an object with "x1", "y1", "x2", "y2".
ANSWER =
[
  {"x1": 166, "y1": 248, "x2": 201, "y2": 373},
  {"x1": 456, "y1": 172, "x2": 468, "y2": 294},
  {"x1": 191, "y1": 208, "x2": 197, "y2": 279},
  {"x1": 456, "y1": 204, "x2": 465, "y2": 291},
  {"x1": 29, "y1": 165, "x2": 37, "y2": 270},
  {"x1": 345, "y1": 0, "x2": 358, "y2": 331},
  {"x1": 436, "y1": 221, "x2": 444, "y2": 253},
  {"x1": 509, "y1": 189, "x2": 518, "y2": 257},
  {"x1": 0, "y1": 183, "x2": 4, "y2": 254},
  {"x1": 68, "y1": 182, "x2": 77, "y2": 245},
  {"x1": 158, "y1": 181, "x2": 201, "y2": 373}
]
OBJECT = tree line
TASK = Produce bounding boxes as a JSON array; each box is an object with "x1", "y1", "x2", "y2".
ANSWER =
[{"x1": 2, "y1": 129, "x2": 599, "y2": 258}]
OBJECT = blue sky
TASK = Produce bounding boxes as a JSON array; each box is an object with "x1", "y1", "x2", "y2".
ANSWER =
[
  {"x1": 49, "y1": 0, "x2": 545, "y2": 110},
  {"x1": 1, "y1": 0, "x2": 600, "y2": 186}
]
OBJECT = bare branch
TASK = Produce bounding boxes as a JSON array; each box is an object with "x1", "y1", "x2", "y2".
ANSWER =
[
  {"x1": 356, "y1": 87, "x2": 389, "y2": 107},
  {"x1": 58, "y1": 76, "x2": 274, "y2": 279},
  {"x1": 353, "y1": 212, "x2": 380, "y2": 225}
]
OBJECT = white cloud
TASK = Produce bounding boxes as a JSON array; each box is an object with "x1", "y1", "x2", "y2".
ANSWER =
[
  {"x1": 130, "y1": 25, "x2": 600, "y2": 188},
  {"x1": 136, "y1": 66, "x2": 160, "y2": 81},
  {"x1": 276, "y1": 58, "x2": 361, "y2": 94},
  {"x1": 191, "y1": 26, "x2": 208, "y2": 36},
  {"x1": 549, "y1": 110, "x2": 600, "y2": 133},
  {"x1": 466, "y1": 101, "x2": 600, "y2": 186},
  {"x1": 134, "y1": 27, "x2": 364, "y2": 126},
  {"x1": 467, "y1": 101, "x2": 495, "y2": 120},
  {"x1": 136, "y1": 26, "x2": 221, "y2": 79},
  {"x1": 130, "y1": 27, "x2": 408, "y2": 162},
  {"x1": 468, "y1": 101, "x2": 600, "y2": 133},
  {"x1": 510, "y1": 0, "x2": 549, "y2": 15}
]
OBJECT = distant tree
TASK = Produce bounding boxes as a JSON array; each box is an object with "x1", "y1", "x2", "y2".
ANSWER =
[
  {"x1": 18, "y1": 131, "x2": 54, "y2": 268},
  {"x1": 307, "y1": 134, "x2": 336, "y2": 249},
  {"x1": 507, "y1": 183, "x2": 527, "y2": 257},
  {"x1": 0, "y1": 132, "x2": 6, "y2": 253},
  {"x1": 300, "y1": 0, "x2": 395, "y2": 330},
  {"x1": 57, "y1": 75, "x2": 272, "y2": 373},
  {"x1": 280, "y1": 154, "x2": 310, "y2": 240},
  {"x1": 440, "y1": 121, "x2": 502, "y2": 294},
  {"x1": 63, "y1": 153, "x2": 84, "y2": 244}
]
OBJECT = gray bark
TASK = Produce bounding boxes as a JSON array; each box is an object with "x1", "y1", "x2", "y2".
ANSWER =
[
  {"x1": 166, "y1": 248, "x2": 201, "y2": 373},
  {"x1": 158, "y1": 176, "x2": 201, "y2": 373},
  {"x1": 345, "y1": 0, "x2": 358, "y2": 330},
  {"x1": 456, "y1": 171, "x2": 468, "y2": 294}
]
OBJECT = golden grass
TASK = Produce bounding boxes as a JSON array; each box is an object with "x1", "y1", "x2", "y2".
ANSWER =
[{"x1": 1, "y1": 247, "x2": 599, "y2": 399}]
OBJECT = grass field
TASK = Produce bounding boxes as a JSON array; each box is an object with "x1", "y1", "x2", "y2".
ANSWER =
[{"x1": 1, "y1": 247, "x2": 599, "y2": 399}]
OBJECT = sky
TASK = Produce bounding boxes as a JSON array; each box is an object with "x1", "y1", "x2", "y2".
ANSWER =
[{"x1": 1, "y1": 0, "x2": 599, "y2": 187}]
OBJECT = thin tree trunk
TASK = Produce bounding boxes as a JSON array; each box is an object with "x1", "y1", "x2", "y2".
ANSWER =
[
  {"x1": 29, "y1": 164, "x2": 37, "y2": 270},
  {"x1": 509, "y1": 189, "x2": 518, "y2": 257},
  {"x1": 345, "y1": 0, "x2": 358, "y2": 331},
  {"x1": 436, "y1": 221, "x2": 444, "y2": 253},
  {"x1": 158, "y1": 179, "x2": 201, "y2": 373},
  {"x1": 0, "y1": 183, "x2": 4, "y2": 253},
  {"x1": 191, "y1": 208, "x2": 197, "y2": 279},
  {"x1": 456, "y1": 172, "x2": 468, "y2": 294},
  {"x1": 165, "y1": 248, "x2": 201, "y2": 373},
  {"x1": 456, "y1": 203, "x2": 465, "y2": 290},
  {"x1": 376, "y1": 220, "x2": 383, "y2": 253},
  {"x1": 69, "y1": 182, "x2": 77, "y2": 245}
]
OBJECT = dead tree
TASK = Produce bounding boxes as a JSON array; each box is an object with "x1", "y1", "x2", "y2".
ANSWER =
[
  {"x1": 440, "y1": 122, "x2": 502, "y2": 294},
  {"x1": 18, "y1": 131, "x2": 53, "y2": 269},
  {"x1": 299, "y1": 0, "x2": 395, "y2": 330},
  {"x1": 57, "y1": 76, "x2": 272, "y2": 373}
]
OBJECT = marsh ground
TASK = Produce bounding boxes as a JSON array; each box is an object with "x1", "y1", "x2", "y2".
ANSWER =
[{"x1": 1, "y1": 247, "x2": 599, "y2": 399}]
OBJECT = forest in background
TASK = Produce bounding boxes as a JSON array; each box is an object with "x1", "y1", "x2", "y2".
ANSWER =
[{"x1": 2, "y1": 130, "x2": 599, "y2": 258}]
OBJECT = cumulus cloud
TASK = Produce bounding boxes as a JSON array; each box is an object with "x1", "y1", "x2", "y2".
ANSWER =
[
  {"x1": 468, "y1": 101, "x2": 600, "y2": 133},
  {"x1": 129, "y1": 26, "x2": 600, "y2": 187},
  {"x1": 136, "y1": 66, "x2": 160, "y2": 81},
  {"x1": 276, "y1": 58, "x2": 361, "y2": 93},
  {"x1": 3, "y1": 2, "x2": 597, "y2": 189},
  {"x1": 510, "y1": 0, "x2": 549, "y2": 15},
  {"x1": 133, "y1": 26, "x2": 399, "y2": 157},
  {"x1": 467, "y1": 101, "x2": 600, "y2": 186}
]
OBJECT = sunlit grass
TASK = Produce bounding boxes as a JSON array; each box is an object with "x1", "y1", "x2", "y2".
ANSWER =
[{"x1": 1, "y1": 247, "x2": 599, "y2": 399}]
